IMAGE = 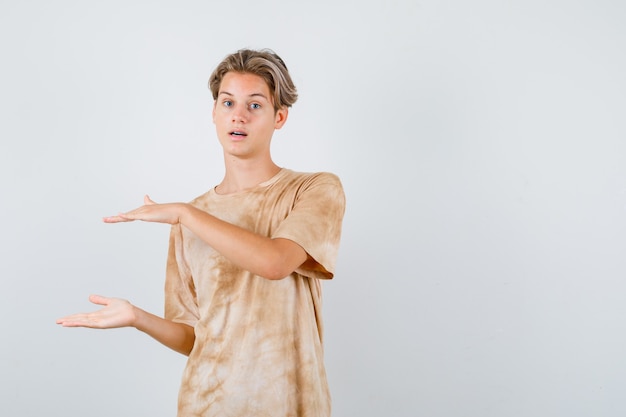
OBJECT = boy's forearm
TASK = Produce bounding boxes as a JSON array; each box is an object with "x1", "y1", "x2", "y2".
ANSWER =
[
  {"x1": 132, "y1": 306, "x2": 195, "y2": 356},
  {"x1": 179, "y1": 205, "x2": 307, "y2": 280}
]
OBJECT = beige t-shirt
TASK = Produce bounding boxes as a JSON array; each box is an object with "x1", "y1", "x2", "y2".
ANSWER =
[{"x1": 164, "y1": 168, "x2": 346, "y2": 417}]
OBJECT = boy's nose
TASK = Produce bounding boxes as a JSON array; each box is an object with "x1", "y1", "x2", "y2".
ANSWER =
[{"x1": 231, "y1": 106, "x2": 248, "y2": 123}]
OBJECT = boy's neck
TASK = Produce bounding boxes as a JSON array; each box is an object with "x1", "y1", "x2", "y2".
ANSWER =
[{"x1": 216, "y1": 158, "x2": 281, "y2": 195}]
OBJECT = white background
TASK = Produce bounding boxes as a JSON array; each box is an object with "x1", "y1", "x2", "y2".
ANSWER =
[{"x1": 1, "y1": 1, "x2": 625, "y2": 416}]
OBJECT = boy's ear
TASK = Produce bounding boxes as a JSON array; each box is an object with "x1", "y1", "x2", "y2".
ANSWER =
[
  {"x1": 212, "y1": 101, "x2": 217, "y2": 124},
  {"x1": 274, "y1": 107, "x2": 289, "y2": 130}
]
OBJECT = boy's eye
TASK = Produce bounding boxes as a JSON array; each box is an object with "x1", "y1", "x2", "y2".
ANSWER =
[
  {"x1": 223, "y1": 100, "x2": 233, "y2": 107},
  {"x1": 250, "y1": 103, "x2": 261, "y2": 110}
]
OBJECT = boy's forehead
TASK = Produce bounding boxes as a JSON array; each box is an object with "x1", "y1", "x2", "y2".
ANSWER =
[{"x1": 218, "y1": 72, "x2": 271, "y2": 97}]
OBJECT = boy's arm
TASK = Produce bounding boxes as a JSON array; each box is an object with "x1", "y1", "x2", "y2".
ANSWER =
[
  {"x1": 105, "y1": 196, "x2": 308, "y2": 280},
  {"x1": 56, "y1": 294, "x2": 195, "y2": 356},
  {"x1": 180, "y1": 204, "x2": 308, "y2": 280}
]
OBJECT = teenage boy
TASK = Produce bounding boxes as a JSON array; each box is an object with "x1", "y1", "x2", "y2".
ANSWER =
[{"x1": 57, "y1": 48, "x2": 346, "y2": 417}]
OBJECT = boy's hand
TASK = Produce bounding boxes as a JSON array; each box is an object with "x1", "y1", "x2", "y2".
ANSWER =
[
  {"x1": 103, "y1": 195, "x2": 186, "y2": 225},
  {"x1": 56, "y1": 295, "x2": 136, "y2": 329}
]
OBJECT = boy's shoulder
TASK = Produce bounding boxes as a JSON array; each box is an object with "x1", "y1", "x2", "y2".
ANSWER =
[{"x1": 280, "y1": 168, "x2": 342, "y2": 186}]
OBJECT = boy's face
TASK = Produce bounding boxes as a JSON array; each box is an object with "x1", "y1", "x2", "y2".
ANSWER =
[{"x1": 212, "y1": 72, "x2": 288, "y2": 161}]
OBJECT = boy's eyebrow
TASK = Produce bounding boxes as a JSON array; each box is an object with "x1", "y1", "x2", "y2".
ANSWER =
[{"x1": 218, "y1": 91, "x2": 270, "y2": 101}]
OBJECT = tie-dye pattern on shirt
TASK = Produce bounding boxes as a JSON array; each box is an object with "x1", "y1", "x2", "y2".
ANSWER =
[{"x1": 164, "y1": 169, "x2": 345, "y2": 417}]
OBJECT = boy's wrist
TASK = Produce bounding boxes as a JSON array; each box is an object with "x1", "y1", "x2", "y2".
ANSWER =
[{"x1": 177, "y1": 203, "x2": 194, "y2": 226}]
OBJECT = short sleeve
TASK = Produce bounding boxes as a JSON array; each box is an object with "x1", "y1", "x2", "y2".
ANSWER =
[
  {"x1": 272, "y1": 172, "x2": 346, "y2": 280},
  {"x1": 164, "y1": 224, "x2": 200, "y2": 327}
]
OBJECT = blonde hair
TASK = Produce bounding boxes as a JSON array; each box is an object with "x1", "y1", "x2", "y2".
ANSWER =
[{"x1": 208, "y1": 48, "x2": 298, "y2": 112}]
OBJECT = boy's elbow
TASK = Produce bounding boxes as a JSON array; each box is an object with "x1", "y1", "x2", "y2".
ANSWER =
[
  {"x1": 259, "y1": 255, "x2": 296, "y2": 280},
  {"x1": 257, "y1": 239, "x2": 305, "y2": 280},
  {"x1": 260, "y1": 265, "x2": 292, "y2": 280}
]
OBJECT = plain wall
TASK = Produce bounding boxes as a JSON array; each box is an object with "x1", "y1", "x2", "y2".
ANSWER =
[{"x1": 1, "y1": 1, "x2": 625, "y2": 416}]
